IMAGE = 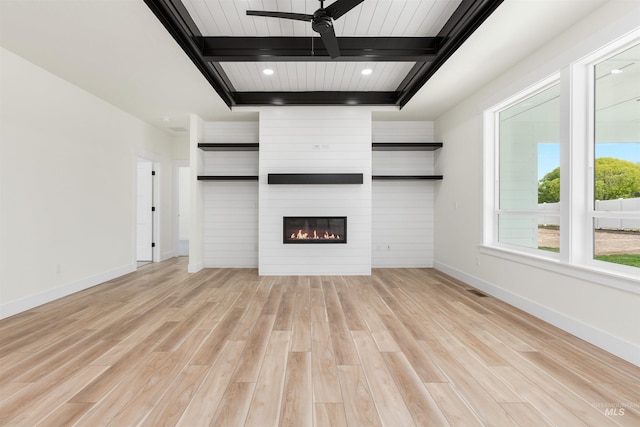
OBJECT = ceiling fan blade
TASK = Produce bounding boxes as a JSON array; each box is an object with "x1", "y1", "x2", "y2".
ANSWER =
[
  {"x1": 246, "y1": 10, "x2": 313, "y2": 22},
  {"x1": 324, "y1": 0, "x2": 364, "y2": 20},
  {"x1": 318, "y1": 25, "x2": 340, "y2": 59}
]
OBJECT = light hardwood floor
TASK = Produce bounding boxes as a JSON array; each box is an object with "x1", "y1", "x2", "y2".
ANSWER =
[{"x1": 1, "y1": 257, "x2": 638, "y2": 426}]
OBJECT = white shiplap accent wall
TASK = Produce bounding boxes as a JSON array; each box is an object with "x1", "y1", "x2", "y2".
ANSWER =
[
  {"x1": 202, "y1": 122, "x2": 259, "y2": 267},
  {"x1": 259, "y1": 108, "x2": 372, "y2": 275},
  {"x1": 372, "y1": 121, "x2": 437, "y2": 267}
]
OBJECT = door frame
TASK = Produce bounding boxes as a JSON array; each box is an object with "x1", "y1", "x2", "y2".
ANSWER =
[{"x1": 135, "y1": 150, "x2": 161, "y2": 267}]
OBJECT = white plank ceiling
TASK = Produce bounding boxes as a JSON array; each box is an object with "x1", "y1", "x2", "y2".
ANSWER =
[{"x1": 181, "y1": 0, "x2": 463, "y2": 92}]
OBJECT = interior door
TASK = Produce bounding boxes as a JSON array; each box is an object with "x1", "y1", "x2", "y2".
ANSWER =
[{"x1": 137, "y1": 160, "x2": 153, "y2": 262}]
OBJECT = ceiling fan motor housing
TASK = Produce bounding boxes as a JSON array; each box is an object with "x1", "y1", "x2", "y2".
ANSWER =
[{"x1": 312, "y1": 11, "x2": 333, "y2": 34}]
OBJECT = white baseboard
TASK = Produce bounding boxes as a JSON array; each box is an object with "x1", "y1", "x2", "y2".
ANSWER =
[
  {"x1": 0, "y1": 263, "x2": 136, "y2": 320},
  {"x1": 160, "y1": 250, "x2": 175, "y2": 262},
  {"x1": 433, "y1": 260, "x2": 640, "y2": 367}
]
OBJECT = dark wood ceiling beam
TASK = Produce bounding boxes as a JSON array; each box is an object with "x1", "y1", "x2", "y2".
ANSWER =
[
  {"x1": 197, "y1": 37, "x2": 440, "y2": 62},
  {"x1": 233, "y1": 91, "x2": 398, "y2": 106}
]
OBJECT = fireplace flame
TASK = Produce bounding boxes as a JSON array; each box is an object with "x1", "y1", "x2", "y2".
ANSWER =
[{"x1": 290, "y1": 229, "x2": 341, "y2": 240}]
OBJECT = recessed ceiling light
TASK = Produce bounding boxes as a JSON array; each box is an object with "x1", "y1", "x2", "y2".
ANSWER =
[
  {"x1": 263, "y1": 68, "x2": 274, "y2": 75},
  {"x1": 610, "y1": 68, "x2": 623, "y2": 74},
  {"x1": 361, "y1": 68, "x2": 372, "y2": 76}
]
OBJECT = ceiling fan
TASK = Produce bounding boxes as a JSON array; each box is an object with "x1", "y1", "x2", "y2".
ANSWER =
[{"x1": 246, "y1": 0, "x2": 365, "y2": 59}]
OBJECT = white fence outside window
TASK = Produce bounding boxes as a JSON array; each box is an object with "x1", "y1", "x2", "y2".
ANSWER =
[{"x1": 538, "y1": 198, "x2": 640, "y2": 229}]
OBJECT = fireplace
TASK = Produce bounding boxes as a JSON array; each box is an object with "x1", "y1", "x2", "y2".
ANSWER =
[{"x1": 283, "y1": 216, "x2": 347, "y2": 244}]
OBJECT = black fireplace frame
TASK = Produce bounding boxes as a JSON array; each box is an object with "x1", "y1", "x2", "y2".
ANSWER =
[{"x1": 283, "y1": 216, "x2": 347, "y2": 244}]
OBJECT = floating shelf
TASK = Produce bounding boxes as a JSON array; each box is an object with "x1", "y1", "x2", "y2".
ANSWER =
[
  {"x1": 268, "y1": 173, "x2": 363, "y2": 185},
  {"x1": 198, "y1": 175, "x2": 258, "y2": 181},
  {"x1": 198, "y1": 143, "x2": 259, "y2": 151},
  {"x1": 372, "y1": 142, "x2": 442, "y2": 151},
  {"x1": 372, "y1": 175, "x2": 443, "y2": 180}
]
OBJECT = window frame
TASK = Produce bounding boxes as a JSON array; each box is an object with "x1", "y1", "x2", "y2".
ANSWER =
[
  {"x1": 483, "y1": 73, "x2": 562, "y2": 259},
  {"x1": 482, "y1": 30, "x2": 640, "y2": 293},
  {"x1": 581, "y1": 38, "x2": 640, "y2": 277}
]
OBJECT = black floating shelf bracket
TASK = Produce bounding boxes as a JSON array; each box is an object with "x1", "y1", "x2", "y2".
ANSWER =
[{"x1": 268, "y1": 173, "x2": 363, "y2": 185}]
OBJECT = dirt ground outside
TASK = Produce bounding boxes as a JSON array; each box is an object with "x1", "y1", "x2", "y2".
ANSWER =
[{"x1": 538, "y1": 226, "x2": 640, "y2": 255}]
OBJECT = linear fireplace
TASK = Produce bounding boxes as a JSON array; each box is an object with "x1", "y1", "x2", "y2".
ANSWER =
[{"x1": 283, "y1": 216, "x2": 347, "y2": 244}]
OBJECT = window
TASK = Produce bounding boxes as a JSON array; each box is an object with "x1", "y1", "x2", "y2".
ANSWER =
[
  {"x1": 484, "y1": 35, "x2": 640, "y2": 286},
  {"x1": 592, "y1": 44, "x2": 640, "y2": 270},
  {"x1": 497, "y1": 83, "x2": 561, "y2": 251}
]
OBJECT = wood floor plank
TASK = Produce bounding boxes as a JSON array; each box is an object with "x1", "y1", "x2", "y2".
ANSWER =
[
  {"x1": 153, "y1": 301, "x2": 214, "y2": 352},
  {"x1": 351, "y1": 331, "x2": 416, "y2": 426},
  {"x1": 102, "y1": 330, "x2": 210, "y2": 426},
  {"x1": 260, "y1": 281, "x2": 284, "y2": 315},
  {"x1": 280, "y1": 352, "x2": 313, "y2": 427},
  {"x1": 244, "y1": 330, "x2": 291, "y2": 427},
  {"x1": 231, "y1": 281, "x2": 273, "y2": 340},
  {"x1": 311, "y1": 320, "x2": 342, "y2": 403},
  {"x1": 190, "y1": 307, "x2": 244, "y2": 365},
  {"x1": 0, "y1": 260, "x2": 638, "y2": 427},
  {"x1": 35, "y1": 402, "x2": 94, "y2": 427},
  {"x1": 419, "y1": 340, "x2": 519, "y2": 426},
  {"x1": 430, "y1": 321, "x2": 522, "y2": 403},
  {"x1": 381, "y1": 351, "x2": 450, "y2": 427},
  {"x1": 313, "y1": 403, "x2": 348, "y2": 427},
  {"x1": 0, "y1": 365, "x2": 108, "y2": 426},
  {"x1": 515, "y1": 351, "x2": 628, "y2": 426},
  {"x1": 337, "y1": 365, "x2": 382, "y2": 427},
  {"x1": 177, "y1": 340, "x2": 247, "y2": 427},
  {"x1": 74, "y1": 351, "x2": 171, "y2": 425},
  {"x1": 291, "y1": 280, "x2": 312, "y2": 352},
  {"x1": 0, "y1": 381, "x2": 30, "y2": 405},
  {"x1": 423, "y1": 382, "x2": 484, "y2": 427},
  {"x1": 379, "y1": 312, "x2": 447, "y2": 382},
  {"x1": 349, "y1": 280, "x2": 401, "y2": 352},
  {"x1": 0, "y1": 339, "x2": 116, "y2": 422},
  {"x1": 322, "y1": 281, "x2": 360, "y2": 365},
  {"x1": 273, "y1": 292, "x2": 296, "y2": 331},
  {"x1": 334, "y1": 277, "x2": 367, "y2": 331},
  {"x1": 491, "y1": 365, "x2": 592, "y2": 426},
  {"x1": 139, "y1": 364, "x2": 209, "y2": 426},
  {"x1": 3, "y1": 328, "x2": 92, "y2": 383},
  {"x1": 436, "y1": 301, "x2": 509, "y2": 366},
  {"x1": 500, "y1": 402, "x2": 555, "y2": 427},
  {"x1": 210, "y1": 381, "x2": 256, "y2": 427},
  {"x1": 232, "y1": 314, "x2": 276, "y2": 383}
]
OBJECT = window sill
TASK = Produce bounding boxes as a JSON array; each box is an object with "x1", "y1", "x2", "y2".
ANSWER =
[{"x1": 479, "y1": 244, "x2": 640, "y2": 295}]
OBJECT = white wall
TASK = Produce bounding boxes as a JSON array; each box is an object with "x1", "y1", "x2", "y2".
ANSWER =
[
  {"x1": 434, "y1": 1, "x2": 640, "y2": 365},
  {"x1": 259, "y1": 107, "x2": 372, "y2": 275},
  {"x1": 372, "y1": 121, "x2": 436, "y2": 267},
  {"x1": 0, "y1": 48, "x2": 176, "y2": 318}
]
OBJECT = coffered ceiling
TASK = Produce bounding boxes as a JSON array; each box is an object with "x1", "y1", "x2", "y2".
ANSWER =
[
  {"x1": 145, "y1": 0, "x2": 504, "y2": 108},
  {"x1": 1, "y1": 0, "x2": 612, "y2": 131}
]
